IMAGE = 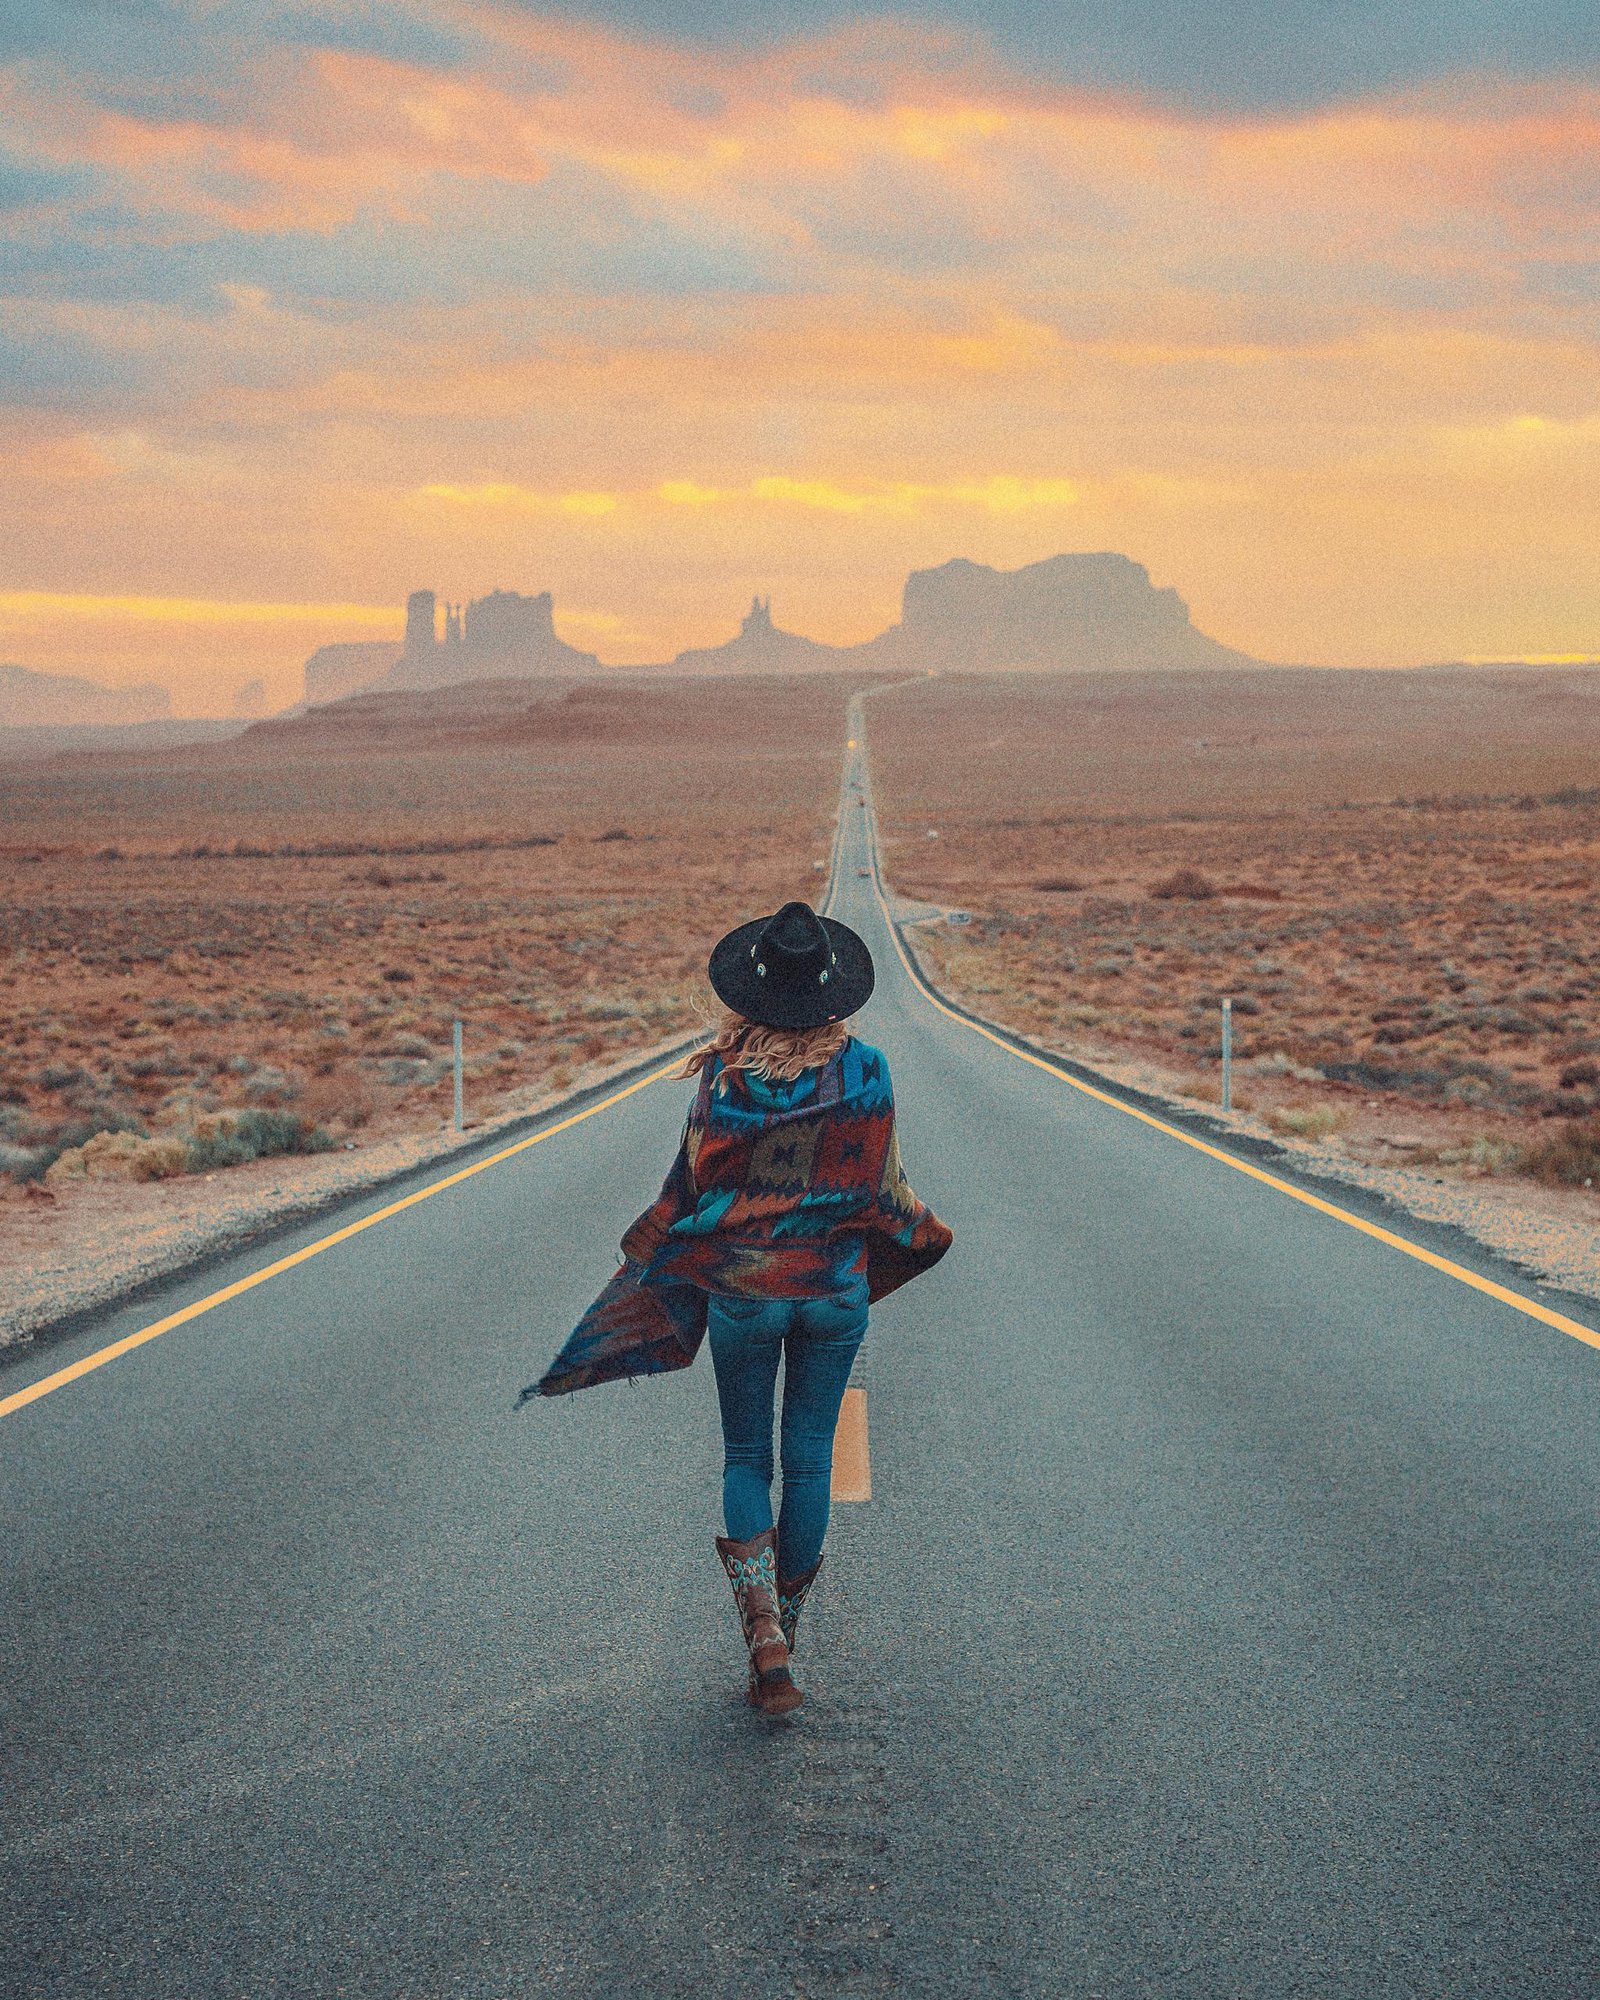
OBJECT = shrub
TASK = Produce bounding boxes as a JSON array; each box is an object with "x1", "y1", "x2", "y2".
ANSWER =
[
  {"x1": 1150, "y1": 868, "x2": 1216, "y2": 901},
  {"x1": 2, "y1": 1107, "x2": 147, "y2": 1182},
  {"x1": 1519, "y1": 1118, "x2": 1600, "y2": 1189},
  {"x1": 243, "y1": 1065, "x2": 299, "y2": 1102},
  {"x1": 186, "y1": 1108, "x2": 332, "y2": 1171},
  {"x1": 1267, "y1": 1105, "x2": 1344, "y2": 1141},
  {"x1": 1442, "y1": 1134, "x2": 1520, "y2": 1176},
  {"x1": 384, "y1": 1033, "x2": 435, "y2": 1060},
  {"x1": 1247, "y1": 1051, "x2": 1324, "y2": 1082},
  {"x1": 382, "y1": 967, "x2": 415, "y2": 984},
  {"x1": 47, "y1": 1130, "x2": 189, "y2": 1184},
  {"x1": 1034, "y1": 876, "x2": 1086, "y2": 893},
  {"x1": 378, "y1": 1055, "x2": 439, "y2": 1086},
  {"x1": 35, "y1": 1062, "x2": 87, "y2": 1091}
]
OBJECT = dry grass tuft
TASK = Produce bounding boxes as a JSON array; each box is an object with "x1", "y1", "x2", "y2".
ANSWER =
[
  {"x1": 1520, "y1": 1118, "x2": 1600, "y2": 1188},
  {"x1": 1267, "y1": 1105, "x2": 1345, "y2": 1140}
]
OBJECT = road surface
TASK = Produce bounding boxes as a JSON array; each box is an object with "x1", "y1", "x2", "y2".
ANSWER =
[{"x1": 4, "y1": 705, "x2": 1599, "y2": 1997}]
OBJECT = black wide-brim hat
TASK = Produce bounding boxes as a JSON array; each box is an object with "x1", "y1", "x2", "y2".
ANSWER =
[{"x1": 708, "y1": 900, "x2": 874, "y2": 1030}]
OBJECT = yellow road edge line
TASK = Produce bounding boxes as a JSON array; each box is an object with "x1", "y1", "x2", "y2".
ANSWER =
[
  {"x1": 0, "y1": 1056, "x2": 693, "y2": 1423},
  {"x1": 858, "y1": 762, "x2": 1600, "y2": 1355}
]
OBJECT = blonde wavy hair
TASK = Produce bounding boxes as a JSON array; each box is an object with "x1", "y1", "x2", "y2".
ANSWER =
[{"x1": 683, "y1": 1006, "x2": 852, "y2": 1088}]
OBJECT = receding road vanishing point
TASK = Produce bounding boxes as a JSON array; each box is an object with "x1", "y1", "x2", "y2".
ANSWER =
[{"x1": 4, "y1": 704, "x2": 1600, "y2": 1998}]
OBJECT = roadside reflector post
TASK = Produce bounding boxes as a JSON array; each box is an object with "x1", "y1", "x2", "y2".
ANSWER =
[
  {"x1": 453, "y1": 1019, "x2": 464, "y2": 1130},
  {"x1": 1221, "y1": 996, "x2": 1233, "y2": 1113}
]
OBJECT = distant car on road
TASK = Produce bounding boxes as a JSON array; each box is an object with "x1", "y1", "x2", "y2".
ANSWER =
[{"x1": 857, "y1": 867, "x2": 870, "y2": 877}]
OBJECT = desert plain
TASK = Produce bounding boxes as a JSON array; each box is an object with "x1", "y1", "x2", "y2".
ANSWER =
[
  {"x1": 4, "y1": 657, "x2": 1599, "y2": 1342},
  {"x1": 0, "y1": 672, "x2": 870, "y2": 1336},
  {"x1": 868, "y1": 665, "x2": 1600, "y2": 1201}
]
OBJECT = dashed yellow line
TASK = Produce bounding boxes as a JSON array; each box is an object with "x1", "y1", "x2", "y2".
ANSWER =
[
  {"x1": 831, "y1": 1386, "x2": 872, "y2": 1502},
  {"x1": 856, "y1": 746, "x2": 1600, "y2": 1355},
  {"x1": 0, "y1": 1057, "x2": 693, "y2": 1423}
]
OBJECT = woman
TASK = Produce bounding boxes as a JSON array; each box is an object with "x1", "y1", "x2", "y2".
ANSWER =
[{"x1": 523, "y1": 899, "x2": 952, "y2": 1716}]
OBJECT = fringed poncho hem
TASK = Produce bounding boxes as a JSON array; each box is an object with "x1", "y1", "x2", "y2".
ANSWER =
[{"x1": 521, "y1": 1038, "x2": 950, "y2": 1400}]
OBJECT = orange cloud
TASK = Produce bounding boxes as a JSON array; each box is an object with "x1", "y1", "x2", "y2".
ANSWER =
[
  {"x1": 658, "y1": 474, "x2": 1080, "y2": 515},
  {"x1": 418, "y1": 483, "x2": 620, "y2": 517}
]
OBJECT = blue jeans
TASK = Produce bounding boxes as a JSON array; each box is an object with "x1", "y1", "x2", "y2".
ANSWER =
[{"x1": 706, "y1": 1276, "x2": 870, "y2": 1578}]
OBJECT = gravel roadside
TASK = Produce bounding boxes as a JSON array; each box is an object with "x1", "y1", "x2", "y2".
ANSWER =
[
  {"x1": 1, "y1": 1030, "x2": 701, "y2": 1356},
  {"x1": 12, "y1": 914, "x2": 1594, "y2": 1364}
]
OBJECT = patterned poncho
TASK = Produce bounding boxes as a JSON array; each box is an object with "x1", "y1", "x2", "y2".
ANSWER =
[{"x1": 523, "y1": 1037, "x2": 952, "y2": 1399}]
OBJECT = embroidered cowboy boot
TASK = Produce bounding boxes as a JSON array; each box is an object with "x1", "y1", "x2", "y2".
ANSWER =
[
  {"x1": 715, "y1": 1528, "x2": 803, "y2": 1715},
  {"x1": 777, "y1": 1553, "x2": 824, "y2": 1656}
]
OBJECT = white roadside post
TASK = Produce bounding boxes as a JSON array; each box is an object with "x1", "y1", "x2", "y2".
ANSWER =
[
  {"x1": 1221, "y1": 996, "x2": 1233, "y2": 1113},
  {"x1": 453, "y1": 1019, "x2": 464, "y2": 1131}
]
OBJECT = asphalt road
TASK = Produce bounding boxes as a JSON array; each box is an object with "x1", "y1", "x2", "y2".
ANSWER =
[{"x1": 4, "y1": 707, "x2": 1600, "y2": 1998}]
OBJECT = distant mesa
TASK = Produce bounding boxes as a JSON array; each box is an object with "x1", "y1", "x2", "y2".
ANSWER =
[
  {"x1": 232, "y1": 677, "x2": 272, "y2": 720},
  {"x1": 651, "y1": 554, "x2": 1252, "y2": 676},
  {"x1": 862, "y1": 553, "x2": 1255, "y2": 673},
  {"x1": 0, "y1": 662, "x2": 171, "y2": 728},
  {"x1": 663, "y1": 595, "x2": 845, "y2": 675},
  {"x1": 299, "y1": 553, "x2": 1260, "y2": 703},
  {"x1": 384, "y1": 587, "x2": 600, "y2": 691},
  {"x1": 302, "y1": 586, "x2": 600, "y2": 706}
]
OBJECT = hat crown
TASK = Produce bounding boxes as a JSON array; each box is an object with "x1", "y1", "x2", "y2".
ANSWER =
[
  {"x1": 707, "y1": 900, "x2": 872, "y2": 1029},
  {"x1": 757, "y1": 900, "x2": 829, "y2": 975}
]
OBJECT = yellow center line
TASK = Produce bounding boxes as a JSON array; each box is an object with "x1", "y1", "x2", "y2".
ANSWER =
[
  {"x1": 0, "y1": 1057, "x2": 693, "y2": 1423},
  {"x1": 856, "y1": 748, "x2": 1600, "y2": 1355}
]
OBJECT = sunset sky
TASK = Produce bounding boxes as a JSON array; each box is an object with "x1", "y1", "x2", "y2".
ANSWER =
[{"x1": 3, "y1": 0, "x2": 1598, "y2": 711}]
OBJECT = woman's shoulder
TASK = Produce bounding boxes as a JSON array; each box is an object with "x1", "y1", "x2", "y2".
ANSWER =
[{"x1": 841, "y1": 1036, "x2": 893, "y2": 1093}]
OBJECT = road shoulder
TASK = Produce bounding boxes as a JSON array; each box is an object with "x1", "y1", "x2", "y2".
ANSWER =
[
  {"x1": 1, "y1": 1031, "x2": 700, "y2": 1361},
  {"x1": 888, "y1": 903, "x2": 1600, "y2": 1321}
]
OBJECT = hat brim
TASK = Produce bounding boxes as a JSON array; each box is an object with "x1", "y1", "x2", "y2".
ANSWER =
[{"x1": 707, "y1": 912, "x2": 875, "y2": 1030}]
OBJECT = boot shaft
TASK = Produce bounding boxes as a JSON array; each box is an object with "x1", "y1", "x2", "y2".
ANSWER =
[
  {"x1": 715, "y1": 1529, "x2": 786, "y2": 1663},
  {"x1": 716, "y1": 1528, "x2": 802, "y2": 1713},
  {"x1": 776, "y1": 1554, "x2": 825, "y2": 1655}
]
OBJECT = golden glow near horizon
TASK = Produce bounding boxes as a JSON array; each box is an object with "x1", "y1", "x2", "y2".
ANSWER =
[{"x1": 3, "y1": 11, "x2": 1599, "y2": 712}]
